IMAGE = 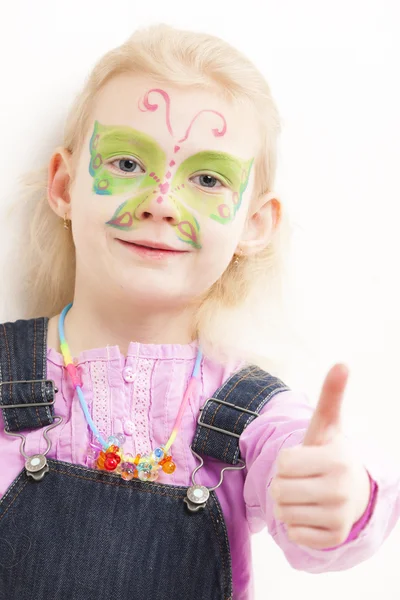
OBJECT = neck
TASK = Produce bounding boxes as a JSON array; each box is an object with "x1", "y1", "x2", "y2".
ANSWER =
[{"x1": 48, "y1": 287, "x2": 199, "y2": 358}]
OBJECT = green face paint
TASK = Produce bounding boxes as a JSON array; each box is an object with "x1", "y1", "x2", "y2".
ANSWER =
[
  {"x1": 171, "y1": 151, "x2": 254, "y2": 225},
  {"x1": 88, "y1": 120, "x2": 254, "y2": 249},
  {"x1": 89, "y1": 120, "x2": 166, "y2": 198}
]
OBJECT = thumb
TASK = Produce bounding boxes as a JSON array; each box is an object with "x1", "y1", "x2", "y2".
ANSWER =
[{"x1": 303, "y1": 363, "x2": 350, "y2": 446}]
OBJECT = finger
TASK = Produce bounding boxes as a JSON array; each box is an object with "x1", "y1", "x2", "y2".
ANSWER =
[
  {"x1": 303, "y1": 363, "x2": 349, "y2": 446},
  {"x1": 269, "y1": 475, "x2": 342, "y2": 505},
  {"x1": 286, "y1": 525, "x2": 349, "y2": 550},
  {"x1": 274, "y1": 503, "x2": 346, "y2": 530},
  {"x1": 277, "y1": 443, "x2": 345, "y2": 478}
]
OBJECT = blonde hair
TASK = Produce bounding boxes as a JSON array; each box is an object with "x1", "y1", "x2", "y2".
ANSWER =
[{"x1": 11, "y1": 24, "x2": 294, "y2": 375}]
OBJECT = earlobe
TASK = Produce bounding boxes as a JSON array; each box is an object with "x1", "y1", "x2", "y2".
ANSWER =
[
  {"x1": 270, "y1": 197, "x2": 281, "y2": 232},
  {"x1": 47, "y1": 147, "x2": 73, "y2": 218},
  {"x1": 239, "y1": 192, "x2": 281, "y2": 257}
]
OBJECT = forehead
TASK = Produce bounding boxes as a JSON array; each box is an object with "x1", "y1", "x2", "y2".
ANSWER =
[{"x1": 90, "y1": 74, "x2": 260, "y2": 160}]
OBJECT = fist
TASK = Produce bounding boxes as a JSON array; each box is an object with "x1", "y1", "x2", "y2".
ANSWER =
[{"x1": 269, "y1": 364, "x2": 371, "y2": 550}]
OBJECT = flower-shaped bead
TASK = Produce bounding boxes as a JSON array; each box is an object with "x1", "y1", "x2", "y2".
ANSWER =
[{"x1": 121, "y1": 461, "x2": 137, "y2": 481}]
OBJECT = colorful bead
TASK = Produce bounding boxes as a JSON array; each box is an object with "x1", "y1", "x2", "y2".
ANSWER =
[
  {"x1": 106, "y1": 444, "x2": 120, "y2": 454},
  {"x1": 159, "y1": 455, "x2": 172, "y2": 465},
  {"x1": 121, "y1": 461, "x2": 137, "y2": 481},
  {"x1": 107, "y1": 436, "x2": 120, "y2": 448},
  {"x1": 104, "y1": 453, "x2": 119, "y2": 471},
  {"x1": 65, "y1": 363, "x2": 82, "y2": 387},
  {"x1": 152, "y1": 447, "x2": 165, "y2": 463},
  {"x1": 115, "y1": 433, "x2": 126, "y2": 446},
  {"x1": 137, "y1": 460, "x2": 152, "y2": 473},
  {"x1": 97, "y1": 452, "x2": 106, "y2": 469},
  {"x1": 162, "y1": 460, "x2": 176, "y2": 474},
  {"x1": 148, "y1": 466, "x2": 160, "y2": 482},
  {"x1": 86, "y1": 436, "x2": 175, "y2": 481},
  {"x1": 60, "y1": 302, "x2": 202, "y2": 487}
]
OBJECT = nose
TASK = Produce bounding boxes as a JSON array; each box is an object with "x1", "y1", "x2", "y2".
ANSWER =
[{"x1": 135, "y1": 191, "x2": 181, "y2": 224}]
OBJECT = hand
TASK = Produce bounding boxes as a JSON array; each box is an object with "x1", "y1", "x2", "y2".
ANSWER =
[{"x1": 269, "y1": 364, "x2": 371, "y2": 550}]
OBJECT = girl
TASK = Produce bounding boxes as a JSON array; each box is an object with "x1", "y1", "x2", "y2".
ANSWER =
[{"x1": 0, "y1": 24, "x2": 398, "y2": 600}]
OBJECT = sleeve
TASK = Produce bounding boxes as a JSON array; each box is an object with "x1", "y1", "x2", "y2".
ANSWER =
[{"x1": 239, "y1": 389, "x2": 400, "y2": 573}]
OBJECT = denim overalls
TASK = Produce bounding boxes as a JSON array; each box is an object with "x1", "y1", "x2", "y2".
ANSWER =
[{"x1": 0, "y1": 317, "x2": 289, "y2": 600}]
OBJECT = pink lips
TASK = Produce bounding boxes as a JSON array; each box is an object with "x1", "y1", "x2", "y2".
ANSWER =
[{"x1": 116, "y1": 239, "x2": 188, "y2": 260}]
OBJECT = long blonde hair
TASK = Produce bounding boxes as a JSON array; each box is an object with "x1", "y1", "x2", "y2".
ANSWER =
[{"x1": 10, "y1": 24, "x2": 295, "y2": 375}]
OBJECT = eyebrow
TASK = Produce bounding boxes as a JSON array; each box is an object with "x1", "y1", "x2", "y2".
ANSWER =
[
  {"x1": 186, "y1": 150, "x2": 249, "y2": 175},
  {"x1": 94, "y1": 123, "x2": 252, "y2": 180},
  {"x1": 99, "y1": 127, "x2": 245, "y2": 162}
]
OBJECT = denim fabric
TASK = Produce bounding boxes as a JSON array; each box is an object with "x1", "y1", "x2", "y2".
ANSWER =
[
  {"x1": 0, "y1": 317, "x2": 289, "y2": 599},
  {"x1": 0, "y1": 319, "x2": 56, "y2": 432},
  {"x1": 193, "y1": 366, "x2": 290, "y2": 465},
  {"x1": 0, "y1": 459, "x2": 232, "y2": 600}
]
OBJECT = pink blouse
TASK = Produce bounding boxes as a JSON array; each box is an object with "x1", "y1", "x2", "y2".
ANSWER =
[{"x1": 0, "y1": 341, "x2": 399, "y2": 600}]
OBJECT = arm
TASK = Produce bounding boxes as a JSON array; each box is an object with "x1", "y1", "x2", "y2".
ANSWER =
[{"x1": 239, "y1": 389, "x2": 400, "y2": 573}]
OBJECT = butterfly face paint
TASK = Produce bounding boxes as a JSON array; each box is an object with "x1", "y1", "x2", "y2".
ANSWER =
[
  {"x1": 172, "y1": 151, "x2": 254, "y2": 225},
  {"x1": 88, "y1": 89, "x2": 254, "y2": 249}
]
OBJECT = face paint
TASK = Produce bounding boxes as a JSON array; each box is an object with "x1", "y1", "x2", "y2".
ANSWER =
[
  {"x1": 89, "y1": 120, "x2": 166, "y2": 198},
  {"x1": 171, "y1": 151, "x2": 254, "y2": 225},
  {"x1": 88, "y1": 89, "x2": 254, "y2": 249}
]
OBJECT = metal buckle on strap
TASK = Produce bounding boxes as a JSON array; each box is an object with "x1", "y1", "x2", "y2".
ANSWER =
[
  {"x1": 1, "y1": 379, "x2": 61, "y2": 482},
  {"x1": 4, "y1": 415, "x2": 63, "y2": 482},
  {"x1": 0, "y1": 379, "x2": 58, "y2": 409},
  {"x1": 197, "y1": 397, "x2": 259, "y2": 439},
  {"x1": 185, "y1": 446, "x2": 246, "y2": 512}
]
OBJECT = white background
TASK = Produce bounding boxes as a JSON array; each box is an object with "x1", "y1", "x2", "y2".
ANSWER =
[{"x1": 1, "y1": 1, "x2": 399, "y2": 598}]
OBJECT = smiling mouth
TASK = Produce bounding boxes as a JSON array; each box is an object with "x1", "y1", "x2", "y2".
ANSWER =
[{"x1": 116, "y1": 239, "x2": 189, "y2": 260}]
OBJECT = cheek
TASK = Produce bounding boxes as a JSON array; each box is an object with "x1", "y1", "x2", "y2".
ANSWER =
[
  {"x1": 189, "y1": 228, "x2": 239, "y2": 293},
  {"x1": 198, "y1": 187, "x2": 248, "y2": 245},
  {"x1": 71, "y1": 166, "x2": 121, "y2": 229},
  {"x1": 199, "y1": 220, "x2": 243, "y2": 268},
  {"x1": 69, "y1": 190, "x2": 113, "y2": 267},
  {"x1": 205, "y1": 194, "x2": 248, "y2": 236}
]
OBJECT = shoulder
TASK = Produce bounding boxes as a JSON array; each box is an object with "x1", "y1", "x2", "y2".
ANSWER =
[
  {"x1": 0, "y1": 316, "x2": 51, "y2": 369},
  {"x1": 201, "y1": 353, "x2": 294, "y2": 414},
  {"x1": 0, "y1": 315, "x2": 49, "y2": 329}
]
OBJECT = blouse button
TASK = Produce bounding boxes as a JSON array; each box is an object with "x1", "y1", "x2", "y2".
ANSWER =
[
  {"x1": 122, "y1": 366, "x2": 136, "y2": 383},
  {"x1": 123, "y1": 420, "x2": 136, "y2": 436}
]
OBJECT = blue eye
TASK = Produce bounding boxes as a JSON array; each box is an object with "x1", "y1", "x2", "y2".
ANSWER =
[
  {"x1": 191, "y1": 174, "x2": 224, "y2": 189},
  {"x1": 108, "y1": 157, "x2": 145, "y2": 175}
]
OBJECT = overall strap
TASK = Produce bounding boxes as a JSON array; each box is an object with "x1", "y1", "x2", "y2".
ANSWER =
[
  {"x1": 0, "y1": 317, "x2": 56, "y2": 432},
  {"x1": 192, "y1": 365, "x2": 290, "y2": 465}
]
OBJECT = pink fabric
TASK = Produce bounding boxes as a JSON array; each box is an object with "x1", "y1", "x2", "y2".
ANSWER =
[
  {"x1": 347, "y1": 476, "x2": 378, "y2": 539},
  {"x1": 0, "y1": 342, "x2": 399, "y2": 600}
]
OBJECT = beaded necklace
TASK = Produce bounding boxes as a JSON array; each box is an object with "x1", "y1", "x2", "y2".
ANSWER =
[{"x1": 59, "y1": 303, "x2": 202, "y2": 482}]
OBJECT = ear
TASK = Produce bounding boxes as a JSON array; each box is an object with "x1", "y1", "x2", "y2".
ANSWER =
[
  {"x1": 47, "y1": 147, "x2": 74, "y2": 219},
  {"x1": 238, "y1": 191, "x2": 281, "y2": 256}
]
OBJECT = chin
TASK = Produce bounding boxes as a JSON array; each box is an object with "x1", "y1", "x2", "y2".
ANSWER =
[{"x1": 117, "y1": 276, "x2": 195, "y2": 307}]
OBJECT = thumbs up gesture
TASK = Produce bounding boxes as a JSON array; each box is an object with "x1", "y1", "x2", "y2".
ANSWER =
[{"x1": 269, "y1": 364, "x2": 371, "y2": 550}]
